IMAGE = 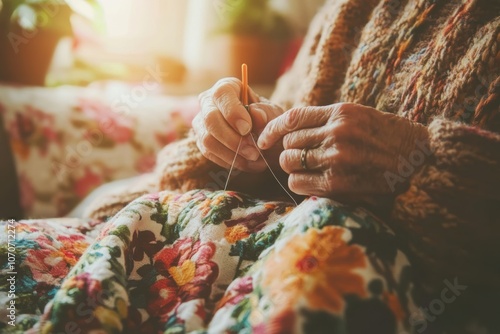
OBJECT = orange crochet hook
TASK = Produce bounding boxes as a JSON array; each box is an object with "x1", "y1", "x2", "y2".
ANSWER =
[{"x1": 241, "y1": 63, "x2": 248, "y2": 106}]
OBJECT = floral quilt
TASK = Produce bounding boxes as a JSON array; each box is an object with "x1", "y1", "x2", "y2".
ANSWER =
[{"x1": 0, "y1": 190, "x2": 418, "y2": 333}]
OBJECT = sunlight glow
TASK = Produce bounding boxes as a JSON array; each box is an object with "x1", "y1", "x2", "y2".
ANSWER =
[
  {"x1": 96, "y1": 0, "x2": 185, "y2": 58},
  {"x1": 101, "y1": 0, "x2": 134, "y2": 38}
]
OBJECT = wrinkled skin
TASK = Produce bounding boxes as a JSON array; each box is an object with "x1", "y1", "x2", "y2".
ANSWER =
[
  {"x1": 194, "y1": 78, "x2": 429, "y2": 201},
  {"x1": 194, "y1": 78, "x2": 285, "y2": 173}
]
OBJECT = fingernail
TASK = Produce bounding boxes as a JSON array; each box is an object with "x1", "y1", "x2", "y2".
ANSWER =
[
  {"x1": 257, "y1": 137, "x2": 266, "y2": 149},
  {"x1": 240, "y1": 145, "x2": 260, "y2": 161},
  {"x1": 251, "y1": 106, "x2": 267, "y2": 123},
  {"x1": 236, "y1": 120, "x2": 251, "y2": 135}
]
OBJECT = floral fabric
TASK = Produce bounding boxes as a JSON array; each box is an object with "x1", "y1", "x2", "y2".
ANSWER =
[
  {"x1": 0, "y1": 190, "x2": 418, "y2": 333},
  {"x1": 0, "y1": 82, "x2": 199, "y2": 218}
]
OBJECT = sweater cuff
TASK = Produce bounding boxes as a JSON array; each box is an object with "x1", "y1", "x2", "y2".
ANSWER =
[{"x1": 155, "y1": 131, "x2": 223, "y2": 192}]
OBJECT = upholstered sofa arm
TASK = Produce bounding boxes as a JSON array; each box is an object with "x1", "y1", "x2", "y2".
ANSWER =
[{"x1": 0, "y1": 111, "x2": 22, "y2": 219}]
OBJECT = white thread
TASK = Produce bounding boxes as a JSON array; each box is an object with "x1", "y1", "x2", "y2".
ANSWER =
[
  {"x1": 249, "y1": 134, "x2": 298, "y2": 206},
  {"x1": 224, "y1": 136, "x2": 243, "y2": 191},
  {"x1": 224, "y1": 133, "x2": 298, "y2": 206}
]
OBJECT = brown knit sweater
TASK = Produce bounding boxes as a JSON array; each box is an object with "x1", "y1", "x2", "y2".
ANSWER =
[{"x1": 87, "y1": 0, "x2": 500, "y2": 296}]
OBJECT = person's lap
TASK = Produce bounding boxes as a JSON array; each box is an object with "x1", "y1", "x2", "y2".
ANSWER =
[{"x1": 1, "y1": 189, "x2": 415, "y2": 333}]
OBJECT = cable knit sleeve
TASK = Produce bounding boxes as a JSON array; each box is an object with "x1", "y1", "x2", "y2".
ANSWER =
[
  {"x1": 155, "y1": 130, "x2": 220, "y2": 192},
  {"x1": 391, "y1": 117, "x2": 500, "y2": 292}
]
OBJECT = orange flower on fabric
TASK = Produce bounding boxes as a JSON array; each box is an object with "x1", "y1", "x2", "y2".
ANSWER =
[
  {"x1": 57, "y1": 235, "x2": 89, "y2": 266},
  {"x1": 262, "y1": 226, "x2": 367, "y2": 314},
  {"x1": 224, "y1": 225, "x2": 250, "y2": 244}
]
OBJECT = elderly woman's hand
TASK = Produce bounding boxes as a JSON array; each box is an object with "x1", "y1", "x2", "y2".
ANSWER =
[
  {"x1": 194, "y1": 78, "x2": 285, "y2": 173},
  {"x1": 258, "y1": 103, "x2": 430, "y2": 199}
]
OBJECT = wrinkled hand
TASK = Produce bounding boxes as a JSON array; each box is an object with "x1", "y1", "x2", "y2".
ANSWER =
[
  {"x1": 258, "y1": 103, "x2": 430, "y2": 200},
  {"x1": 194, "y1": 78, "x2": 285, "y2": 173}
]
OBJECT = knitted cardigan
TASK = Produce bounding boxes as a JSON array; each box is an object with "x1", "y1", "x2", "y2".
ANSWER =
[{"x1": 87, "y1": 0, "x2": 500, "y2": 296}]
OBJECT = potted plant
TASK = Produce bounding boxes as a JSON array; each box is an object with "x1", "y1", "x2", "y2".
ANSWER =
[
  {"x1": 0, "y1": 0, "x2": 103, "y2": 85},
  {"x1": 209, "y1": 0, "x2": 292, "y2": 84}
]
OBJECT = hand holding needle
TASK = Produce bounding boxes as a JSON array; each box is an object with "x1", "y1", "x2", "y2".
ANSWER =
[
  {"x1": 224, "y1": 63, "x2": 298, "y2": 205},
  {"x1": 224, "y1": 64, "x2": 248, "y2": 190}
]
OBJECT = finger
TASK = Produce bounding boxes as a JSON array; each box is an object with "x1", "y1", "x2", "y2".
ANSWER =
[
  {"x1": 194, "y1": 110, "x2": 246, "y2": 158},
  {"x1": 209, "y1": 153, "x2": 266, "y2": 174},
  {"x1": 197, "y1": 133, "x2": 246, "y2": 168},
  {"x1": 196, "y1": 133, "x2": 249, "y2": 170},
  {"x1": 211, "y1": 151, "x2": 267, "y2": 174},
  {"x1": 199, "y1": 89, "x2": 260, "y2": 161},
  {"x1": 247, "y1": 86, "x2": 260, "y2": 104},
  {"x1": 211, "y1": 78, "x2": 253, "y2": 135},
  {"x1": 288, "y1": 173, "x2": 329, "y2": 196},
  {"x1": 196, "y1": 127, "x2": 267, "y2": 172},
  {"x1": 290, "y1": 169, "x2": 374, "y2": 197},
  {"x1": 202, "y1": 104, "x2": 260, "y2": 161},
  {"x1": 197, "y1": 89, "x2": 210, "y2": 102},
  {"x1": 258, "y1": 107, "x2": 330, "y2": 149},
  {"x1": 280, "y1": 148, "x2": 326, "y2": 173},
  {"x1": 282, "y1": 127, "x2": 325, "y2": 150},
  {"x1": 191, "y1": 112, "x2": 202, "y2": 135},
  {"x1": 248, "y1": 103, "x2": 284, "y2": 134}
]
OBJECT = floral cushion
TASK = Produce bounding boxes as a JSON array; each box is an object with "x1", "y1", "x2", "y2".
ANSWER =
[{"x1": 0, "y1": 81, "x2": 199, "y2": 218}]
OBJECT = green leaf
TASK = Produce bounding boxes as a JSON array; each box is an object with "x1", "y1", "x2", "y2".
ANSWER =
[
  {"x1": 150, "y1": 201, "x2": 168, "y2": 225},
  {"x1": 1, "y1": 0, "x2": 105, "y2": 35},
  {"x1": 229, "y1": 297, "x2": 253, "y2": 332},
  {"x1": 230, "y1": 223, "x2": 283, "y2": 262},
  {"x1": 109, "y1": 225, "x2": 131, "y2": 246},
  {"x1": 161, "y1": 222, "x2": 180, "y2": 245},
  {"x1": 213, "y1": 0, "x2": 291, "y2": 39}
]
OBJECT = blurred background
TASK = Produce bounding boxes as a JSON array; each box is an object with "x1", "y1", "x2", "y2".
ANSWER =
[
  {"x1": 0, "y1": 0, "x2": 326, "y2": 92},
  {"x1": 0, "y1": 0, "x2": 327, "y2": 219}
]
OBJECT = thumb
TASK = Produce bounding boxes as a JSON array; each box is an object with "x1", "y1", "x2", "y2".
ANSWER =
[{"x1": 248, "y1": 103, "x2": 284, "y2": 134}]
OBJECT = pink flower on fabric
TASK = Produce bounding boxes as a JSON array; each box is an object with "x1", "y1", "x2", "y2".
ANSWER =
[
  {"x1": 216, "y1": 276, "x2": 253, "y2": 310},
  {"x1": 144, "y1": 193, "x2": 160, "y2": 201},
  {"x1": 26, "y1": 248, "x2": 70, "y2": 285},
  {"x1": 78, "y1": 98, "x2": 134, "y2": 143},
  {"x1": 74, "y1": 167, "x2": 104, "y2": 198},
  {"x1": 10, "y1": 112, "x2": 35, "y2": 141},
  {"x1": 104, "y1": 121, "x2": 134, "y2": 143},
  {"x1": 42, "y1": 127, "x2": 58, "y2": 142},
  {"x1": 26, "y1": 106, "x2": 59, "y2": 152},
  {"x1": 33, "y1": 234, "x2": 54, "y2": 249},
  {"x1": 9, "y1": 106, "x2": 59, "y2": 158},
  {"x1": 154, "y1": 106, "x2": 197, "y2": 147},
  {"x1": 63, "y1": 272, "x2": 102, "y2": 297},
  {"x1": 149, "y1": 238, "x2": 219, "y2": 318}
]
